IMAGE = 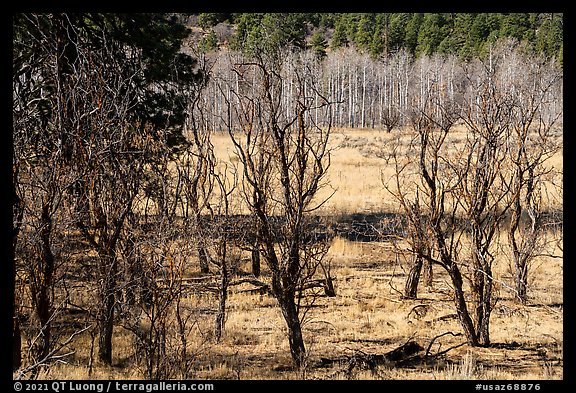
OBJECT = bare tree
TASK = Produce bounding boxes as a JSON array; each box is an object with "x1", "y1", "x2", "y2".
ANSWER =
[
  {"x1": 408, "y1": 102, "x2": 479, "y2": 346},
  {"x1": 126, "y1": 218, "x2": 191, "y2": 379},
  {"x1": 385, "y1": 61, "x2": 457, "y2": 300},
  {"x1": 504, "y1": 49, "x2": 563, "y2": 304},
  {"x1": 58, "y1": 14, "x2": 201, "y2": 366},
  {"x1": 68, "y1": 55, "x2": 148, "y2": 365},
  {"x1": 401, "y1": 191, "x2": 433, "y2": 299},
  {"x1": 381, "y1": 106, "x2": 402, "y2": 133},
  {"x1": 118, "y1": 122, "x2": 214, "y2": 379},
  {"x1": 385, "y1": 42, "x2": 562, "y2": 344},
  {"x1": 220, "y1": 47, "x2": 334, "y2": 368},
  {"x1": 13, "y1": 14, "x2": 90, "y2": 374},
  {"x1": 182, "y1": 53, "x2": 238, "y2": 340},
  {"x1": 211, "y1": 161, "x2": 237, "y2": 343},
  {"x1": 386, "y1": 65, "x2": 493, "y2": 346}
]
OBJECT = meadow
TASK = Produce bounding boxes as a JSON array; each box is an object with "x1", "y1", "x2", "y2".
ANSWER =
[{"x1": 39, "y1": 127, "x2": 563, "y2": 380}]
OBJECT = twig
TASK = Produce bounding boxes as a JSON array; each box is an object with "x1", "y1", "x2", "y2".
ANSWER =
[
  {"x1": 15, "y1": 325, "x2": 92, "y2": 380},
  {"x1": 388, "y1": 252, "x2": 404, "y2": 297}
]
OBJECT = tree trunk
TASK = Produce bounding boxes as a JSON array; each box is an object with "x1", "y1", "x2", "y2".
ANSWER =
[
  {"x1": 471, "y1": 251, "x2": 493, "y2": 347},
  {"x1": 34, "y1": 284, "x2": 52, "y2": 361},
  {"x1": 404, "y1": 254, "x2": 423, "y2": 299},
  {"x1": 13, "y1": 317, "x2": 21, "y2": 371},
  {"x1": 477, "y1": 268, "x2": 493, "y2": 347},
  {"x1": 33, "y1": 204, "x2": 55, "y2": 361},
  {"x1": 278, "y1": 294, "x2": 306, "y2": 368},
  {"x1": 423, "y1": 259, "x2": 433, "y2": 287},
  {"x1": 198, "y1": 246, "x2": 210, "y2": 274},
  {"x1": 324, "y1": 273, "x2": 336, "y2": 297},
  {"x1": 472, "y1": 268, "x2": 485, "y2": 337},
  {"x1": 251, "y1": 226, "x2": 261, "y2": 277},
  {"x1": 98, "y1": 251, "x2": 117, "y2": 365},
  {"x1": 122, "y1": 214, "x2": 141, "y2": 307},
  {"x1": 251, "y1": 248, "x2": 261, "y2": 278},
  {"x1": 515, "y1": 258, "x2": 528, "y2": 304},
  {"x1": 98, "y1": 294, "x2": 115, "y2": 365},
  {"x1": 214, "y1": 257, "x2": 228, "y2": 342},
  {"x1": 449, "y1": 265, "x2": 479, "y2": 346},
  {"x1": 508, "y1": 184, "x2": 534, "y2": 305}
]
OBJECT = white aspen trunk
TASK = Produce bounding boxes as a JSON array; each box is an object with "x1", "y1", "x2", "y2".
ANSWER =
[
  {"x1": 361, "y1": 58, "x2": 366, "y2": 128},
  {"x1": 379, "y1": 68, "x2": 384, "y2": 128},
  {"x1": 450, "y1": 57, "x2": 455, "y2": 103},
  {"x1": 315, "y1": 81, "x2": 318, "y2": 126},
  {"x1": 340, "y1": 55, "x2": 345, "y2": 127},
  {"x1": 404, "y1": 54, "x2": 410, "y2": 118},
  {"x1": 348, "y1": 63, "x2": 353, "y2": 128}
]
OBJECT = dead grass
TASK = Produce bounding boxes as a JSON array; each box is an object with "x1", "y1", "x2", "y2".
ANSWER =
[
  {"x1": 41, "y1": 230, "x2": 562, "y2": 380},
  {"x1": 27, "y1": 127, "x2": 562, "y2": 380}
]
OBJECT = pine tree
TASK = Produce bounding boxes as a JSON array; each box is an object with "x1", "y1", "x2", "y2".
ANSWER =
[
  {"x1": 500, "y1": 13, "x2": 531, "y2": 42},
  {"x1": 416, "y1": 13, "x2": 448, "y2": 56},
  {"x1": 388, "y1": 13, "x2": 411, "y2": 52},
  {"x1": 535, "y1": 13, "x2": 563, "y2": 60},
  {"x1": 318, "y1": 13, "x2": 336, "y2": 29},
  {"x1": 331, "y1": 17, "x2": 348, "y2": 49},
  {"x1": 197, "y1": 13, "x2": 227, "y2": 29},
  {"x1": 310, "y1": 29, "x2": 328, "y2": 59},
  {"x1": 355, "y1": 13, "x2": 375, "y2": 52},
  {"x1": 405, "y1": 13, "x2": 423, "y2": 54},
  {"x1": 205, "y1": 12, "x2": 556, "y2": 60},
  {"x1": 200, "y1": 29, "x2": 219, "y2": 53},
  {"x1": 232, "y1": 13, "x2": 308, "y2": 56},
  {"x1": 107, "y1": 14, "x2": 202, "y2": 147}
]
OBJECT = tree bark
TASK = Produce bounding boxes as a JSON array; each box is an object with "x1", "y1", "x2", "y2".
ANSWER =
[
  {"x1": 251, "y1": 248, "x2": 261, "y2": 278},
  {"x1": 32, "y1": 203, "x2": 55, "y2": 361},
  {"x1": 13, "y1": 317, "x2": 21, "y2": 371},
  {"x1": 449, "y1": 264, "x2": 479, "y2": 347},
  {"x1": 404, "y1": 255, "x2": 423, "y2": 299},
  {"x1": 251, "y1": 227, "x2": 261, "y2": 277},
  {"x1": 471, "y1": 247, "x2": 493, "y2": 347},
  {"x1": 214, "y1": 255, "x2": 229, "y2": 342},
  {"x1": 198, "y1": 246, "x2": 210, "y2": 274},
  {"x1": 515, "y1": 259, "x2": 528, "y2": 304},
  {"x1": 477, "y1": 267, "x2": 493, "y2": 346},
  {"x1": 97, "y1": 251, "x2": 117, "y2": 365},
  {"x1": 423, "y1": 259, "x2": 433, "y2": 287},
  {"x1": 278, "y1": 294, "x2": 306, "y2": 368},
  {"x1": 122, "y1": 218, "x2": 141, "y2": 307}
]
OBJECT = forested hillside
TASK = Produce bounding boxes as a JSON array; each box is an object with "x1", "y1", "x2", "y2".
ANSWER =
[
  {"x1": 178, "y1": 13, "x2": 563, "y2": 132},
  {"x1": 188, "y1": 13, "x2": 563, "y2": 62}
]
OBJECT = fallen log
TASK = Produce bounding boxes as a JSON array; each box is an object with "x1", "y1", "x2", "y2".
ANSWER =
[
  {"x1": 229, "y1": 277, "x2": 271, "y2": 294},
  {"x1": 227, "y1": 277, "x2": 336, "y2": 296},
  {"x1": 300, "y1": 278, "x2": 336, "y2": 297},
  {"x1": 319, "y1": 339, "x2": 424, "y2": 371}
]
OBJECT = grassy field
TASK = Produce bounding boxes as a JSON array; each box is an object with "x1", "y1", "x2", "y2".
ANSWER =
[{"x1": 39, "y1": 127, "x2": 563, "y2": 380}]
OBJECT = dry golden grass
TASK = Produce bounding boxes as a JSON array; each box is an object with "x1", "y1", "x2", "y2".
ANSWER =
[
  {"x1": 42, "y1": 232, "x2": 562, "y2": 380},
  {"x1": 31, "y1": 126, "x2": 562, "y2": 381}
]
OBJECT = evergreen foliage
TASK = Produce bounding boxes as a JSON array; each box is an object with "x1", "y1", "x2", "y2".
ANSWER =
[
  {"x1": 201, "y1": 12, "x2": 562, "y2": 62},
  {"x1": 13, "y1": 13, "x2": 203, "y2": 149},
  {"x1": 309, "y1": 29, "x2": 328, "y2": 59},
  {"x1": 230, "y1": 13, "x2": 308, "y2": 56}
]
